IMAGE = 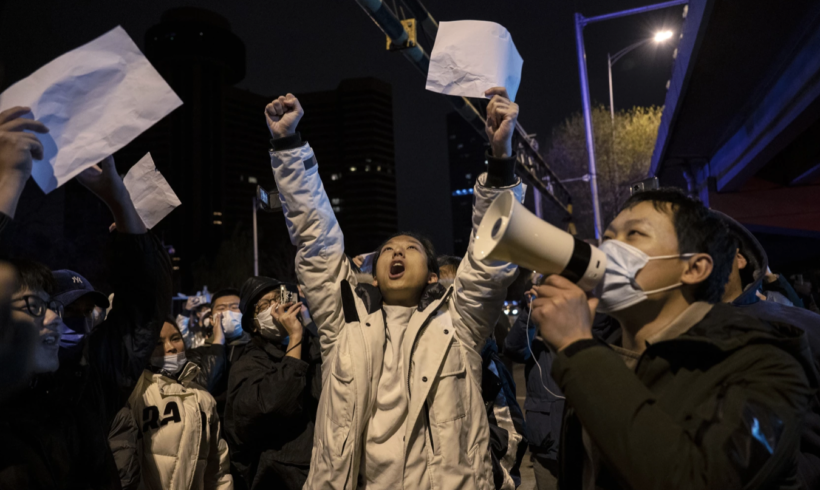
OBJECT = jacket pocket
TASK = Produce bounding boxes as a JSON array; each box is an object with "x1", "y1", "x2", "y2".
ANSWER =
[{"x1": 429, "y1": 342, "x2": 467, "y2": 424}]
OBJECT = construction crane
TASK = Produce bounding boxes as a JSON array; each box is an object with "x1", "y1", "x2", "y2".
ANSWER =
[{"x1": 354, "y1": 0, "x2": 574, "y2": 224}]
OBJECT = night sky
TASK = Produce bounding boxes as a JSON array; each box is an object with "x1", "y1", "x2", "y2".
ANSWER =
[{"x1": 0, "y1": 0, "x2": 683, "y2": 253}]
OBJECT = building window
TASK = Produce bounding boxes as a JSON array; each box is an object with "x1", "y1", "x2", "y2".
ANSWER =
[
  {"x1": 457, "y1": 143, "x2": 464, "y2": 149},
  {"x1": 213, "y1": 220, "x2": 223, "y2": 225},
  {"x1": 377, "y1": 165, "x2": 382, "y2": 171},
  {"x1": 365, "y1": 165, "x2": 371, "y2": 172},
  {"x1": 366, "y1": 158, "x2": 372, "y2": 163},
  {"x1": 331, "y1": 173, "x2": 342, "y2": 181},
  {"x1": 332, "y1": 206, "x2": 342, "y2": 213},
  {"x1": 213, "y1": 211, "x2": 222, "y2": 216},
  {"x1": 350, "y1": 166, "x2": 357, "y2": 172},
  {"x1": 465, "y1": 173, "x2": 472, "y2": 180},
  {"x1": 248, "y1": 176, "x2": 258, "y2": 184}
]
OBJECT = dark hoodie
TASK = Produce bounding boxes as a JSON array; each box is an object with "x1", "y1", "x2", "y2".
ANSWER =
[
  {"x1": 554, "y1": 303, "x2": 817, "y2": 490},
  {"x1": 719, "y1": 211, "x2": 820, "y2": 488}
]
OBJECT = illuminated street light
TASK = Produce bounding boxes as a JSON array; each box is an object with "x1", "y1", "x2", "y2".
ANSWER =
[{"x1": 654, "y1": 30, "x2": 674, "y2": 42}]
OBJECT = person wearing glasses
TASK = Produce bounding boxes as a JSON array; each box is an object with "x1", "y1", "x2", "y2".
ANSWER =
[
  {"x1": 0, "y1": 153, "x2": 172, "y2": 489},
  {"x1": 224, "y1": 276, "x2": 322, "y2": 490}
]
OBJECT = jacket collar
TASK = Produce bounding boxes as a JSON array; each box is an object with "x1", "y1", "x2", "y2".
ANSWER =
[{"x1": 354, "y1": 281, "x2": 449, "y2": 314}]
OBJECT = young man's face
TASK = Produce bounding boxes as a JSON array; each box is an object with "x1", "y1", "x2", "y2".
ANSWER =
[
  {"x1": 374, "y1": 235, "x2": 438, "y2": 306},
  {"x1": 212, "y1": 295, "x2": 241, "y2": 314},
  {"x1": 10, "y1": 287, "x2": 62, "y2": 373},
  {"x1": 604, "y1": 201, "x2": 690, "y2": 304}
]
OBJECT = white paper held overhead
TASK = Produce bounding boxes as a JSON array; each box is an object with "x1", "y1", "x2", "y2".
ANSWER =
[
  {"x1": 123, "y1": 153, "x2": 181, "y2": 229},
  {"x1": 0, "y1": 26, "x2": 183, "y2": 194},
  {"x1": 425, "y1": 20, "x2": 523, "y2": 102}
]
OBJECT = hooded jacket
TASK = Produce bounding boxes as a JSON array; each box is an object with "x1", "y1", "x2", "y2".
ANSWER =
[
  {"x1": 554, "y1": 303, "x2": 817, "y2": 490},
  {"x1": 0, "y1": 231, "x2": 172, "y2": 490},
  {"x1": 269, "y1": 137, "x2": 522, "y2": 490},
  {"x1": 224, "y1": 329, "x2": 322, "y2": 490},
  {"x1": 117, "y1": 363, "x2": 233, "y2": 490},
  {"x1": 720, "y1": 211, "x2": 820, "y2": 488}
]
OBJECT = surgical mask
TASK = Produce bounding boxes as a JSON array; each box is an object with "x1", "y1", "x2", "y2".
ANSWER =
[
  {"x1": 150, "y1": 352, "x2": 187, "y2": 376},
  {"x1": 597, "y1": 240, "x2": 696, "y2": 314},
  {"x1": 58, "y1": 317, "x2": 91, "y2": 349},
  {"x1": 221, "y1": 310, "x2": 244, "y2": 339},
  {"x1": 256, "y1": 307, "x2": 287, "y2": 342}
]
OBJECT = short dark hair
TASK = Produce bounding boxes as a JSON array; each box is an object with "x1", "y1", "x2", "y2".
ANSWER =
[
  {"x1": 9, "y1": 259, "x2": 55, "y2": 296},
  {"x1": 372, "y1": 232, "x2": 440, "y2": 279},
  {"x1": 212, "y1": 288, "x2": 241, "y2": 306},
  {"x1": 437, "y1": 255, "x2": 462, "y2": 281},
  {"x1": 620, "y1": 188, "x2": 737, "y2": 303}
]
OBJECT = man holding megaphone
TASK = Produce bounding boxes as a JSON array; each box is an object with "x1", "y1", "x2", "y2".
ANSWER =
[{"x1": 481, "y1": 188, "x2": 814, "y2": 488}]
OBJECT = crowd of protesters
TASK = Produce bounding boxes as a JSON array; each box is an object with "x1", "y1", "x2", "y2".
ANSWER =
[{"x1": 0, "y1": 84, "x2": 819, "y2": 490}]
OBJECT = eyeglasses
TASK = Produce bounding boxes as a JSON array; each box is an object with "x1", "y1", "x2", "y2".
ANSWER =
[
  {"x1": 255, "y1": 296, "x2": 281, "y2": 314},
  {"x1": 12, "y1": 295, "x2": 64, "y2": 319},
  {"x1": 212, "y1": 303, "x2": 240, "y2": 313}
]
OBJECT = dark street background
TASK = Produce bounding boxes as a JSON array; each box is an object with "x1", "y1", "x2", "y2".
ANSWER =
[{"x1": 0, "y1": 0, "x2": 681, "y2": 253}]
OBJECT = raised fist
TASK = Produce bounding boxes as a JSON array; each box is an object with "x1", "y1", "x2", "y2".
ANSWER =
[
  {"x1": 265, "y1": 94, "x2": 304, "y2": 139},
  {"x1": 484, "y1": 87, "x2": 519, "y2": 159}
]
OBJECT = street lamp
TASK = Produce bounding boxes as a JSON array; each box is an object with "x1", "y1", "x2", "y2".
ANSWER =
[{"x1": 608, "y1": 30, "x2": 674, "y2": 124}]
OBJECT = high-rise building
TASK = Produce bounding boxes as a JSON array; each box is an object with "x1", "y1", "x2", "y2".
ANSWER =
[
  {"x1": 297, "y1": 78, "x2": 398, "y2": 256},
  {"x1": 114, "y1": 8, "x2": 281, "y2": 290},
  {"x1": 446, "y1": 111, "x2": 489, "y2": 257}
]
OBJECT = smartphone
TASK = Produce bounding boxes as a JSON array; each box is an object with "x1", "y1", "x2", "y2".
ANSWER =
[
  {"x1": 629, "y1": 177, "x2": 660, "y2": 195},
  {"x1": 279, "y1": 283, "x2": 299, "y2": 306},
  {"x1": 257, "y1": 185, "x2": 270, "y2": 208}
]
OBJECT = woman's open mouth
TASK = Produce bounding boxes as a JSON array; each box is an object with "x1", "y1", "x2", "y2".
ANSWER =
[{"x1": 389, "y1": 260, "x2": 405, "y2": 280}]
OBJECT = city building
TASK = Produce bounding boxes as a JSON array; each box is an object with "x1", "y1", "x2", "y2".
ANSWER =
[
  {"x1": 297, "y1": 78, "x2": 399, "y2": 256},
  {"x1": 114, "y1": 7, "x2": 280, "y2": 291},
  {"x1": 446, "y1": 111, "x2": 490, "y2": 256}
]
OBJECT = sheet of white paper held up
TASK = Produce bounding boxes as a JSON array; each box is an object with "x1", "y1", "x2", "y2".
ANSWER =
[
  {"x1": 0, "y1": 26, "x2": 182, "y2": 194},
  {"x1": 425, "y1": 21, "x2": 524, "y2": 102},
  {"x1": 122, "y1": 153, "x2": 181, "y2": 230}
]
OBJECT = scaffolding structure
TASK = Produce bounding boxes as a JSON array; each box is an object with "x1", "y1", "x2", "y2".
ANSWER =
[{"x1": 353, "y1": 0, "x2": 573, "y2": 223}]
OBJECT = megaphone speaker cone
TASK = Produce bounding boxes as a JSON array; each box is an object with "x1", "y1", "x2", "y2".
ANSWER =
[{"x1": 474, "y1": 191, "x2": 607, "y2": 291}]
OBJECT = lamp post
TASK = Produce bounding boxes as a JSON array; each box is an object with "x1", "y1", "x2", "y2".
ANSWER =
[
  {"x1": 574, "y1": 0, "x2": 686, "y2": 242},
  {"x1": 608, "y1": 30, "x2": 673, "y2": 124}
]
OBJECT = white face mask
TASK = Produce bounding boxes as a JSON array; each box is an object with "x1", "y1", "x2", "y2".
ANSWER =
[
  {"x1": 150, "y1": 351, "x2": 187, "y2": 375},
  {"x1": 596, "y1": 240, "x2": 696, "y2": 314},
  {"x1": 255, "y1": 306, "x2": 288, "y2": 342},
  {"x1": 221, "y1": 310, "x2": 244, "y2": 339}
]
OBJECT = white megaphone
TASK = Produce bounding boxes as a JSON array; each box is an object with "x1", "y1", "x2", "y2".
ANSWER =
[{"x1": 474, "y1": 191, "x2": 607, "y2": 291}]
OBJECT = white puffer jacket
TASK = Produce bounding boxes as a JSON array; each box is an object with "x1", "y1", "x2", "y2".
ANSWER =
[
  {"x1": 121, "y1": 363, "x2": 233, "y2": 490},
  {"x1": 270, "y1": 142, "x2": 522, "y2": 490}
]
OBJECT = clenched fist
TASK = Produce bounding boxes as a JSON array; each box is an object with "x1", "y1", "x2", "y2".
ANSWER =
[
  {"x1": 484, "y1": 87, "x2": 519, "y2": 158},
  {"x1": 531, "y1": 275, "x2": 597, "y2": 352},
  {"x1": 265, "y1": 94, "x2": 304, "y2": 139}
]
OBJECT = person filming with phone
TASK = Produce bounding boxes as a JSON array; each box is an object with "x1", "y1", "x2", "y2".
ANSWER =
[{"x1": 223, "y1": 276, "x2": 322, "y2": 490}]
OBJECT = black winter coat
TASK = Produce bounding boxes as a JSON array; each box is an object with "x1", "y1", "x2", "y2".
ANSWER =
[
  {"x1": 224, "y1": 329, "x2": 322, "y2": 490},
  {"x1": 556, "y1": 303, "x2": 817, "y2": 490},
  {"x1": 0, "y1": 232, "x2": 172, "y2": 489}
]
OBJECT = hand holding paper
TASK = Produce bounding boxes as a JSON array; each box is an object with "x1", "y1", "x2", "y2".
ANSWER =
[
  {"x1": 0, "y1": 107, "x2": 49, "y2": 217},
  {"x1": 122, "y1": 153, "x2": 181, "y2": 230},
  {"x1": 0, "y1": 26, "x2": 182, "y2": 194},
  {"x1": 426, "y1": 20, "x2": 523, "y2": 102},
  {"x1": 78, "y1": 156, "x2": 147, "y2": 234}
]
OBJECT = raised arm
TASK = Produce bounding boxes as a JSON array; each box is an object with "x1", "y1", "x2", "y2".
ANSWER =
[
  {"x1": 451, "y1": 87, "x2": 523, "y2": 352},
  {"x1": 265, "y1": 94, "x2": 356, "y2": 361},
  {"x1": 80, "y1": 157, "x2": 172, "y2": 420}
]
